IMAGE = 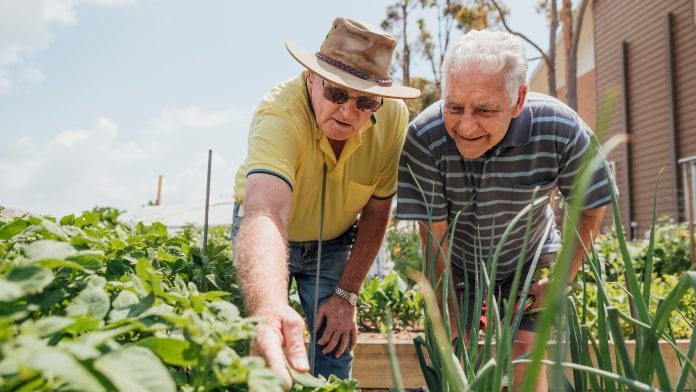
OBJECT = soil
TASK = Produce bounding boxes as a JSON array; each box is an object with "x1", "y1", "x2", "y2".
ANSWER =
[{"x1": 357, "y1": 329, "x2": 423, "y2": 343}]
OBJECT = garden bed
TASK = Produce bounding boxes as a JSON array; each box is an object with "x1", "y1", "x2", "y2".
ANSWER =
[{"x1": 353, "y1": 333, "x2": 695, "y2": 390}]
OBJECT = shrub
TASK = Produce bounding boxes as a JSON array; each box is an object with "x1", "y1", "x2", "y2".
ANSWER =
[
  {"x1": 358, "y1": 273, "x2": 423, "y2": 332},
  {"x1": 385, "y1": 221, "x2": 422, "y2": 278},
  {"x1": 577, "y1": 273, "x2": 695, "y2": 339}
]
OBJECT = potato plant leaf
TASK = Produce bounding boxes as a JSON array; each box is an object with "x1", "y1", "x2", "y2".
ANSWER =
[
  {"x1": 28, "y1": 316, "x2": 75, "y2": 337},
  {"x1": 135, "y1": 337, "x2": 200, "y2": 367},
  {"x1": 0, "y1": 265, "x2": 54, "y2": 302},
  {"x1": 67, "y1": 250, "x2": 105, "y2": 270},
  {"x1": 24, "y1": 240, "x2": 76, "y2": 261},
  {"x1": 66, "y1": 284, "x2": 110, "y2": 319},
  {"x1": 9, "y1": 343, "x2": 107, "y2": 392},
  {"x1": 0, "y1": 219, "x2": 29, "y2": 240},
  {"x1": 93, "y1": 346, "x2": 176, "y2": 392}
]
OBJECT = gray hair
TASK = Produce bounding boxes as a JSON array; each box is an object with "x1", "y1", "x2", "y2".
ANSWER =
[{"x1": 441, "y1": 29, "x2": 528, "y2": 105}]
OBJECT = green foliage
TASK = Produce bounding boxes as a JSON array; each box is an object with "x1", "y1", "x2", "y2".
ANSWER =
[
  {"x1": 89, "y1": 206, "x2": 125, "y2": 228},
  {"x1": 385, "y1": 222, "x2": 422, "y2": 277},
  {"x1": 358, "y1": 273, "x2": 423, "y2": 332},
  {"x1": 404, "y1": 77, "x2": 439, "y2": 120},
  {"x1": 180, "y1": 224, "x2": 243, "y2": 311},
  {"x1": 634, "y1": 217, "x2": 694, "y2": 275},
  {"x1": 577, "y1": 273, "x2": 695, "y2": 340},
  {"x1": 0, "y1": 210, "x2": 356, "y2": 391},
  {"x1": 593, "y1": 216, "x2": 694, "y2": 281}
]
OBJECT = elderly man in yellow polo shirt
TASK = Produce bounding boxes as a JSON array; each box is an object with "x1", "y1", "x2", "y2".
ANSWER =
[{"x1": 231, "y1": 17, "x2": 420, "y2": 387}]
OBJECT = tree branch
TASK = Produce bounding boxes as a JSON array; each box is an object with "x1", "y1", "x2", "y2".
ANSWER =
[
  {"x1": 572, "y1": 0, "x2": 589, "y2": 57},
  {"x1": 489, "y1": 0, "x2": 552, "y2": 68}
]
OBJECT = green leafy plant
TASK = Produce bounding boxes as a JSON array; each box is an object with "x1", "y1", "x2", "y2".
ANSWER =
[
  {"x1": 386, "y1": 221, "x2": 422, "y2": 277},
  {"x1": 592, "y1": 216, "x2": 694, "y2": 282},
  {"x1": 634, "y1": 217, "x2": 694, "y2": 276},
  {"x1": 358, "y1": 272, "x2": 423, "y2": 332},
  {"x1": 0, "y1": 209, "x2": 359, "y2": 391}
]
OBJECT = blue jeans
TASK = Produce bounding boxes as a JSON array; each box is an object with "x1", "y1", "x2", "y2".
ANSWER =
[{"x1": 231, "y1": 203, "x2": 356, "y2": 379}]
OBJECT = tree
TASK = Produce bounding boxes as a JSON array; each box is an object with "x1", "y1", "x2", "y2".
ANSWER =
[
  {"x1": 489, "y1": 0, "x2": 589, "y2": 110},
  {"x1": 382, "y1": 0, "x2": 499, "y2": 115},
  {"x1": 381, "y1": 0, "x2": 420, "y2": 87},
  {"x1": 561, "y1": 0, "x2": 589, "y2": 110}
]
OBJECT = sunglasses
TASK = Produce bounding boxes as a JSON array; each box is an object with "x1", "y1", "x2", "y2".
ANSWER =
[{"x1": 321, "y1": 80, "x2": 383, "y2": 112}]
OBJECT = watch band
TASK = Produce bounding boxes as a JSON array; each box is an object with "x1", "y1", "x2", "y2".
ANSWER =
[{"x1": 334, "y1": 286, "x2": 358, "y2": 306}]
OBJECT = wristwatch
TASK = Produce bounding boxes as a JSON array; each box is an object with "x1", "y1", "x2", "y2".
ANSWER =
[{"x1": 333, "y1": 286, "x2": 358, "y2": 306}]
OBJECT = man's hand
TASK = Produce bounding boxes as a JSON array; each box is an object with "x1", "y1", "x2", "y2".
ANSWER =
[
  {"x1": 527, "y1": 277, "x2": 551, "y2": 311},
  {"x1": 252, "y1": 305, "x2": 310, "y2": 390},
  {"x1": 315, "y1": 295, "x2": 358, "y2": 357}
]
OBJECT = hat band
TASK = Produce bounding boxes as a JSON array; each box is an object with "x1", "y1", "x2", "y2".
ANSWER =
[{"x1": 315, "y1": 52, "x2": 392, "y2": 87}]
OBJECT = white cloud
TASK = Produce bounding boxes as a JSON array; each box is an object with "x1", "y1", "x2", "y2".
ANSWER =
[
  {"x1": 149, "y1": 106, "x2": 249, "y2": 132},
  {"x1": 0, "y1": 116, "x2": 151, "y2": 216},
  {"x1": 0, "y1": 0, "x2": 136, "y2": 93},
  {"x1": 41, "y1": 0, "x2": 136, "y2": 24},
  {"x1": 20, "y1": 65, "x2": 45, "y2": 84},
  {"x1": 51, "y1": 117, "x2": 118, "y2": 148},
  {"x1": 0, "y1": 104, "x2": 253, "y2": 219}
]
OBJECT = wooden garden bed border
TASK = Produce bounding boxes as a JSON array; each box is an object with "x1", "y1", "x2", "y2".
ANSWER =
[{"x1": 352, "y1": 335, "x2": 695, "y2": 390}]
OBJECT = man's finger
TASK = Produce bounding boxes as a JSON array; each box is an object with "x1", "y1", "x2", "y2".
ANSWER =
[
  {"x1": 314, "y1": 307, "x2": 327, "y2": 331},
  {"x1": 255, "y1": 324, "x2": 293, "y2": 389},
  {"x1": 322, "y1": 331, "x2": 342, "y2": 355},
  {"x1": 334, "y1": 332, "x2": 350, "y2": 357},
  {"x1": 349, "y1": 327, "x2": 358, "y2": 351},
  {"x1": 317, "y1": 328, "x2": 333, "y2": 346},
  {"x1": 282, "y1": 314, "x2": 310, "y2": 373}
]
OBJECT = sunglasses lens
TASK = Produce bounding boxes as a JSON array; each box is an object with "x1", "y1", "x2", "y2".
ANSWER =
[
  {"x1": 321, "y1": 80, "x2": 382, "y2": 112},
  {"x1": 356, "y1": 97, "x2": 382, "y2": 112},
  {"x1": 324, "y1": 86, "x2": 349, "y2": 104}
]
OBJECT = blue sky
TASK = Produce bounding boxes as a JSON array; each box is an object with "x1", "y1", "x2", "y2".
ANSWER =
[{"x1": 0, "y1": 0, "x2": 548, "y2": 218}]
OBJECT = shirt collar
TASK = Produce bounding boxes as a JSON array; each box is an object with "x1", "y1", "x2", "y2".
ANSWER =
[{"x1": 500, "y1": 105, "x2": 533, "y2": 148}]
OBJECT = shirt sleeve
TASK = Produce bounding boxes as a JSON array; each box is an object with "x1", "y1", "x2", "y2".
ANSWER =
[
  {"x1": 557, "y1": 115, "x2": 616, "y2": 210},
  {"x1": 396, "y1": 122, "x2": 449, "y2": 221},
  {"x1": 245, "y1": 110, "x2": 303, "y2": 191},
  {"x1": 374, "y1": 99, "x2": 410, "y2": 199}
]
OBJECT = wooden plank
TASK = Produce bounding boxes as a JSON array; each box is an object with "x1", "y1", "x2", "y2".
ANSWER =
[
  {"x1": 353, "y1": 337, "x2": 425, "y2": 389},
  {"x1": 352, "y1": 338, "x2": 695, "y2": 389}
]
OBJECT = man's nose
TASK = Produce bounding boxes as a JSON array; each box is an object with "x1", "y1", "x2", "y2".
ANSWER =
[
  {"x1": 339, "y1": 99, "x2": 360, "y2": 118},
  {"x1": 455, "y1": 112, "x2": 478, "y2": 136}
]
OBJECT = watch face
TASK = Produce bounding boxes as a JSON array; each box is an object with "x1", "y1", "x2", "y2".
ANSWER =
[{"x1": 335, "y1": 287, "x2": 358, "y2": 306}]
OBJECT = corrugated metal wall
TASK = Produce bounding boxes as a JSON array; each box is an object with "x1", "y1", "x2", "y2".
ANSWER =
[{"x1": 594, "y1": 0, "x2": 696, "y2": 237}]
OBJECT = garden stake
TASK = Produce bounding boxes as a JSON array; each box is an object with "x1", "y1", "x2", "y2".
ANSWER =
[
  {"x1": 309, "y1": 163, "x2": 328, "y2": 375},
  {"x1": 203, "y1": 149, "x2": 212, "y2": 262}
]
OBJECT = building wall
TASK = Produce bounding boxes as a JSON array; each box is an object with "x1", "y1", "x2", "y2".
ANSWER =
[
  {"x1": 556, "y1": 69, "x2": 597, "y2": 130},
  {"x1": 594, "y1": 0, "x2": 696, "y2": 237}
]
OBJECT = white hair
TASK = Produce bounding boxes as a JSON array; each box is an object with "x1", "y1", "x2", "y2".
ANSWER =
[{"x1": 441, "y1": 29, "x2": 528, "y2": 105}]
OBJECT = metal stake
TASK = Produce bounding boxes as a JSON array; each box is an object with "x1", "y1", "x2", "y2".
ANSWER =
[{"x1": 203, "y1": 149, "x2": 212, "y2": 259}]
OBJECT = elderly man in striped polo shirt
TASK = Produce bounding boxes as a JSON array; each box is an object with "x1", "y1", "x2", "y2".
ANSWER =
[{"x1": 396, "y1": 29, "x2": 613, "y2": 391}]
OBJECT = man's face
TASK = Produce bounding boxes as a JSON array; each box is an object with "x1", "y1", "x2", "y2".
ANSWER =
[
  {"x1": 442, "y1": 66, "x2": 526, "y2": 159},
  {"x1": 308, "y1": 73, "x2": 377, "y2": 141}
]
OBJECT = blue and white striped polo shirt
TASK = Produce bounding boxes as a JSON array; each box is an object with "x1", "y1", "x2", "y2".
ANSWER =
[{"x1": 396, "y1": 92, "x2": 613, "y2": 283}]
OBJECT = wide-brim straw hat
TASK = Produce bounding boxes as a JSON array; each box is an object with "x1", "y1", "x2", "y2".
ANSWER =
[{"x1": 286, "y1": 17, "x2": 420, "y2": 99}]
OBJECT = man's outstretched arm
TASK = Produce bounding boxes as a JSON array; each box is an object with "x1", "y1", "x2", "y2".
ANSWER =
[{"x1": 236, "y1": 173, "x2": 308, "y2": 389}]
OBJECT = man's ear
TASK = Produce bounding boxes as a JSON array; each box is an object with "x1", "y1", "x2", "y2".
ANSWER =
[{"x1": 511, "y1": 85, "x2": 528, "y2": 118}]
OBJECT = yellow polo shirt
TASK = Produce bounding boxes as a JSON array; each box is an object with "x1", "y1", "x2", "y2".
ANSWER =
[{"x1": 233, "y1": 72, "x2": 409, "y2": 242}]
